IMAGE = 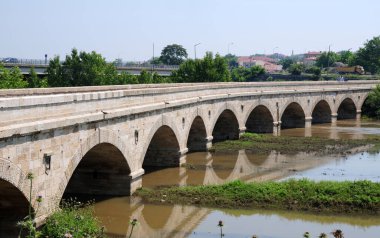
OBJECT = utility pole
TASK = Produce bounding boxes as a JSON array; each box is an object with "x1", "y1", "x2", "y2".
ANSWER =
[
  {"x1": 194, "y1": 43, "x2": 201, "y2": 59},
  {"x1": 152, "y1": 43, "x2": 155, "y2": 73},
  {"x1": 228, "y1": 42, "x2": 234, "y2": 55}
]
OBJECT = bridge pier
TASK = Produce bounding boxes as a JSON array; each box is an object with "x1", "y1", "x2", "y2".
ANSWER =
[
  {"x1": 239, "y1": 127, "x2": 247, "y2": 137},
  {"x1": 273, "y1": 121, "x2": 281, "y2": 136},
  {"x1": 129, "y1": 169, "x2": 145, "y2": 194},
  {"x1": 331, "y1": 113, "x2": 338, "y2": 126},
  {"x1": 206, "y1": 136, "x2": 213, "y2": 150},
  {"x1": 179, "y1": 148, "x2": 188, "y2": 165},
  {"x1": 356, "y1": 110, "x2": 362, "y2": 120},
  {"x1": 305, "y1": 117, "x2": 312, "y2": 128}
]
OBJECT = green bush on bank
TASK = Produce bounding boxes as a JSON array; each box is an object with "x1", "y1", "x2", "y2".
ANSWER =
[
  {"x1": 42, "y1": 199, "x2": 105, "y2": 238},
  {"x1": 137, "y1": 179, "x2": 380, "y2": 214}
]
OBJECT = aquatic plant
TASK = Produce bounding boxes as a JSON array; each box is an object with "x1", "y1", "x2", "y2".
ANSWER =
[
  {"x1": 332, "y1": 229, "x2": 344, "y2": 238},
  {"x1": 128, "y1": 218, "x2": 138, "y2": 238},
  {"x1": 217, "y1": 220, "x2": 224, "y2": 237}
]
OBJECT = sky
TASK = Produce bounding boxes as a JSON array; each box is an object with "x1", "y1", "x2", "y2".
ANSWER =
[{"x1": 1, "y1": 0, "x2": 379, "y2": 61}]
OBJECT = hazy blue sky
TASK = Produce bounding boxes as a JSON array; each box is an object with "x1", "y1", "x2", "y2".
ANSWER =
[{"x1": 1, "y1": 0, "x2": 379, "y2": 61}]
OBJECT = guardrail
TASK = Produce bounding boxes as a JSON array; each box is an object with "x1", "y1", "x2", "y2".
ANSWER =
[{"x1": 0, "y1": 58, "x2": 180, "y2": 69}]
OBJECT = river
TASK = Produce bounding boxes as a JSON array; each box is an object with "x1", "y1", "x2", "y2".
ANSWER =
[{"x1": 93, "y1": 119, "x2": 380, "y2": 238}]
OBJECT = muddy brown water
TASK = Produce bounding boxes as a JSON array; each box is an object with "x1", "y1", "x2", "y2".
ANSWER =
[
  {"x1": 94, "y1": 120, "x2": 380, "y2": 238},
  {"x1": 2, "y1": 120, "x2": 380, "y2": 237}
]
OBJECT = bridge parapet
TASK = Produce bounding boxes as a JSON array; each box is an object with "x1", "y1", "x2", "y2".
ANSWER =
[{"x1": 0, "y1": 81, "x2": 377, "y2": 131}]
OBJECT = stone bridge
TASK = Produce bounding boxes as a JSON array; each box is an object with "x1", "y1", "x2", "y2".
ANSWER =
[{"x1": 0, "y1": 81, "x2": 377, "y2": 225}]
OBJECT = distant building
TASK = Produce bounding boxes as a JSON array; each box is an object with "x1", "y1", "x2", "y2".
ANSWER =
[
  {"x1": 304, "y1": 51, "x2": 322, "y2": 58},
  {"x1": 237, "y1": 56, "x2": 282, "y2": 73},
  {"x1": 303, "y1": 51, "x2": 322, "y2": 66}
]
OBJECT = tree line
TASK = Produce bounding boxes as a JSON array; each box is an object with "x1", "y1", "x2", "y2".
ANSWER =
[
  {"x1": 0, "y1": 46, "x2": 267, "y2": 89},
  {"x1": 1, "y1": 36, "x2": 379, "y2": 89}
]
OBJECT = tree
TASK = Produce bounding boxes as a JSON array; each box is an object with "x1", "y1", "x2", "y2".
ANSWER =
[
  {"x1": 288, "y1": 63, "x2": 304, "y2": 75},
  {"x1": 0, "y1": 64, "x2": 28, "y2": 89},
  {"x1": 353, "y1": 36, "x2": 380, "y2": 74},
  {"x1": 171, "y1": 52, "x2": 231, "y2": 82},
  {"x1": 305, "y1": 66, "x2": 321, "y2": 79},
  {"x1": 231, "y1": 66, "x2": 265, "y2": 82},
  {"x1": 362, "y1": 85, "x2": 380, "y2": 119},
  {"x1": 27, "y1": 67, "x2": 48, "y2": 88},
  {"x1": 46, "y1": 56, "x2": 66, "y2": 87},
  {"x1": 339, "y1": 50, "x2": 355, "y2": 65},
  {"x1": 280, "y1": 58, "x2": 295, "y2": 70},
  {"x1": 315, "y1": 51, "x2": 340, "y2": 68},
  {"x1": 46, "y1": 49, "x2": 119, "y2": 87},
  {"x1": 159, "y1": 44, "x2": 188, "y2": 65},
  {"x1": 224, "y1": 54, "x2": 239, "y2": 68}
]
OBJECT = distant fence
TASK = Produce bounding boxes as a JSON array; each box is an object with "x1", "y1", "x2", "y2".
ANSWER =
[{"x1": 0, "y1": 58, "x2": 179, "y2": 70}]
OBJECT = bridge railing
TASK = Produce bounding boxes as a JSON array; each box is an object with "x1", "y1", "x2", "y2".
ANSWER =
[
  {"x1": 0, "y1": 58, "x2": 180, "y2": 70},
  {"x1": 0, "y1": 58, "x2": 49, "y2": 65}
]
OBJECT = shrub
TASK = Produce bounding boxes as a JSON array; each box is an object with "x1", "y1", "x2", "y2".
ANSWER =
[{"x1": 42, "y1": 199, "x2": 105, "y2": 238}]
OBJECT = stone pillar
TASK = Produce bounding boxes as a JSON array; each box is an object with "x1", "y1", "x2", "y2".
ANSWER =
[
  {"x1": 356, "y1": 110, "x2": 362, "y2": 120},
  {"x1": 305, "y1": 116, "x2": 312, "y2": 128},
  {"x1": 331, "y1": 113, "x2": 338, "y2": 126},
  {"x1": 178, "y1": 148, "x2": 188, "y2": 166},
  {"x1": 239, "y1": 127, "x2": 246, "y2": 138},
  {"x1": 129, "y1": 168, "x2": 144, "y2": 195},
  {"x1": 205, "y1": 136, "x2": 213, "y2": 151},
  {"x1": 273, "y1": 121, "x2": 281, "y2": 136}
]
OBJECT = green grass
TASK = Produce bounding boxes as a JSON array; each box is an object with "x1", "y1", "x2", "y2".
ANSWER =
[
  {"x1": 136, "y1": 180, "x2": 380, "y2": 214},
  {"x1": 209, "y1": 133, "x2": 380, "y2": 155},
  {"x1": 42, "y1": 199, "x2": 105, "y2": 238}
]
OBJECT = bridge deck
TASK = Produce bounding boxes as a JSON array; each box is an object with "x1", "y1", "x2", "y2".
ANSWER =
[{"x1": 0, "y1": 81, "x2": 376, "y2": 139}]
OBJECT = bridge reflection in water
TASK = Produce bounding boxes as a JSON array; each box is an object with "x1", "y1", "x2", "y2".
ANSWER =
[
  {"x1": 96, "y1": 120, "x2": 380, "y2": 237},
  {"x1": 95, "y1": 147, "x2": 380, "y2": 237}
]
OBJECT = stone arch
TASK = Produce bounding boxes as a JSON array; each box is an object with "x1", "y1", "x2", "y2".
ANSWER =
[
  {"x1": 142, "y1": 125, "x2": 181, "y2": 168},
  {"x1": 139, "y1": 116, "x2": 183, "y2": 168},
  {"x1": 312, "y1": 100, "x2": 332, "y2": 124},
  {"x1": 243, "y1": 100, "x2": 276, "y2": 124},
  {"x1": 0, "y1": 160, "x2": 31, "y2": 236},
  {"x1": 337, "y1": 98, "x2": 357, "y2": 119},
  {"x1": 186, "y1": 116, "x2": 208, "y2": 152},
  {"x1": 281, "y1": 102, "x2": 306, "y2": 129},
  {"x1": 361, "y1": 92, "x2": 374, "y2": 118},
  {"x1": 211, "y1": 104, "x2": 242, "y2": 133},
  {"x1": 58, "y1": 129, "x2": 132, "y2": 199},
  {"x1": 245, "y1": 105, "x2": 274, "y2": 133},
  {"x1": 64, "y1": 143, "x2": 132, "y2": 197},
  {"x1": 212, "y1": 109, "x2": 240, "y2": 142}
]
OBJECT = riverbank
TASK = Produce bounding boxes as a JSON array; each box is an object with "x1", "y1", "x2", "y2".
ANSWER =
[
  {"x1": 136, "y1": 180, "x2": 380, "y2": 214},
  {"x1": 210, "y1": 133, "x2": 380, "y2": 155}
]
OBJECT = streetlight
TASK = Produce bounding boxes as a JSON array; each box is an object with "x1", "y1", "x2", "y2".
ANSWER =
[
  {"x1": 272, "y1": 46, "x2": 279, "y2": 62},
  {"x1": 228, "y1": 42, "x2": 234, "y2": 55},
  {"x1": 194, "y1": 43, "x2": 201, "y2": 59},
  {"x1": 327, "y1": 44, "x2": 332, "y2": 69}
]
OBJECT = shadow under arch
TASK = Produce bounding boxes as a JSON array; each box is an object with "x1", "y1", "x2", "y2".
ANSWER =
[
  {"x1": 187, "y1": 116, "x2": 208, "y2": 152},
  {"x1": 281, "y1": 102, "x2": 306, "y2": 129},
  {"x1": 246, "y1": 105, "x2": 274, "y2": 133},
  {"x1": 64, "y1": 142, "x2": 132, "y2": 198},
  {"x1": 312, "y1": 100, "x2": 332, "y2": 124},
  {"x1": 338, "y1": 98, "x2": 357, "y2": 120},
  {"x1": 143, "y1": 125, "x2": 181, "y2": 168},
  {"x1": 0, "y1": 173, "x2": 30, "y2": 237},
  {"x1": 212, "y1": 109, "x2": 239, "y2": 142}
]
